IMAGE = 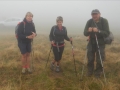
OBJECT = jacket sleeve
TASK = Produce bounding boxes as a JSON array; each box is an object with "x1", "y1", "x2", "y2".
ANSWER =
[
  {"x1": 32, "y1": 23, "x2": 37, "y2": 36},
  {"x1": 18, "y1": 22, "x2": 27, "y2": 39},
  {"x1": 84, "y1": 20, "x2": 91, "y2": 36},
  {"x1": 64, "y1": 27, "x2": 70, "y2": 41},
  {"x1": 49, "y1": 26, "x2": 54, "y2": 41},
  {"x1": 99, "y1": 18, "x2": 110, "y2": 37}
]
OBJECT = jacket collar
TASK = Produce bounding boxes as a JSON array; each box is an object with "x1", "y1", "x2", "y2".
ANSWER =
[
  {"x1": 56, "y1": 25, "x2": 63, "y2": 30},
  {"x1": 93, "y1": 17, "x2": 102, "y2": 23},
  {"x1": 23, "y1": 18, "x2": 33, "y2": 24}
]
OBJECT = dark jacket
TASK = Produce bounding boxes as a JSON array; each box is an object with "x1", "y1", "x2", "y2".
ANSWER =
[
  {"x1": 84, "y1": 17, "x2": 110, "y2": 45},
  {"x1": 49, "y1": 25, "x2": 70, "y2": 43},
  {"x1": 18, "y1": 19, "x2": 36, "y2": 43}
]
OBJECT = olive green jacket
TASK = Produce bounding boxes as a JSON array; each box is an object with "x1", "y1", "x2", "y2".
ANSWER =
[{"x1": 84, "y1": 17, "x2": 110, "y2": 45}]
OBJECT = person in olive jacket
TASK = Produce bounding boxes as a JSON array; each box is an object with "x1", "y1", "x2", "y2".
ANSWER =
[
  {"x1": 84, "y1": 9, "x2": 110, "y2": 78},
  {"x1": 18, "y1": 12, "x2": 36, "y2": 74}
]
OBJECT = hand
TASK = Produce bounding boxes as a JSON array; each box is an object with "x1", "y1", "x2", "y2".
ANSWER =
[
  {"x1": 51, "y1": 41, "x2": 54, "y2": 44},
  {"x1": 93, "y1": 27, "x2": 98, "y2": 32},
  {"x1": 87, "y1": 36, "x2": 90, "y2": 41},
  {"x1": 70, "y1": 38, "x2": 72, "y2": 42},
  {"x1": 31, "y1": 32, "x2": 36, "y2": 38},
  {"x1": 88, "y1": 27, "x2": 93, "y2": 32},
  {"x1": 27, "y1": 35, "x2": 33, "y2": 39}
]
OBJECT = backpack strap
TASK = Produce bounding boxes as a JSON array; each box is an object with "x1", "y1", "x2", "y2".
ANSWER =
[
  {"x1": 53, "y1": 25, "x2": 57, "y2": 36},
  {"x1": 101, "y1": 17, "x2": 104, "y2": 30},
  {"x1": 63, "y1": 26, "x2": 67, "y2": 34},
  {"x1": 23, "y1": 21, "x2": 26, "y2": 34},
  {"x1": 88, "y1": 19, "x2": 93, "y2": 27},
  {"x1": 32, "y1": 22, "x2": 35, "y2": 27}
]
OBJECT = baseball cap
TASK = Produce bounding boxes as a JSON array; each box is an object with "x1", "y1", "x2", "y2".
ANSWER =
[{"x1": 91, "y1": 9, "x2": 100, "y2": 14}]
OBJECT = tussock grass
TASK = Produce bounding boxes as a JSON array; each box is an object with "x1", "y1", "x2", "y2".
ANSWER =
[{"x1": 0, "y1": 34, "x2": 120, "y2": 90}]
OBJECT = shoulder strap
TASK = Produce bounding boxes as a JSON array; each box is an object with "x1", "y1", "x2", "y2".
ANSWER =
[
  {"x1": 93, "y1": 20, "x2": 98, "y2": 28},
  {"x1": 94, "y1": 17, "x2": 104, "y2": 30},
  {"x1": 89, "y1": 19, "x2": 93, "y2": 27},
  {"x1": 101, "y1": 17, "x2": 104, "y2": 30},
  {"x1": 32, "y1": 22, "x2": 35, "y2": 27},
  {"x1": 23, "y1": 21, "x2": 26, "y2": 34},
  {"x1": 53, "y1": 25, "x2": 56, "y2": 36},
  {"x1": 63, "y1": 26, "x2": 67, "y2": 34}
]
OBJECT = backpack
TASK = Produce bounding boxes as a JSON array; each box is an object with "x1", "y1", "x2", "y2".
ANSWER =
[
  {"x1": 104, "y1": 32, "x2": 114, "y2": 44},
  {"x1": 92, "y1": 18, "x2": 114, "y2": 45},
  {"x1": 15, "y1": 21, "x2": 25, "y2": 39}
]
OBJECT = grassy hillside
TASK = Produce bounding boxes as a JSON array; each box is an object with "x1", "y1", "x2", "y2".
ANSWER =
[{"x1": 0, "y1": 34, "x2": 120, "y2": 90}]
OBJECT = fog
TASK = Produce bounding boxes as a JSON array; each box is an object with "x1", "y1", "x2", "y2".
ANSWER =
[{"x1": 0, "y1": 0, "x2": 120, "y2": 35}]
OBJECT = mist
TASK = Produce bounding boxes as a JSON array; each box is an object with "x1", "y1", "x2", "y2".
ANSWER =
[{"x1": 0, "y1": 0, "x2": 120, "y2": 35}]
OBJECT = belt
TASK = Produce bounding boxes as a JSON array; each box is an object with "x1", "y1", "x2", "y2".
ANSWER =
[{"x1": 52, "y1": 43, "x2": 65, "y2": 47}]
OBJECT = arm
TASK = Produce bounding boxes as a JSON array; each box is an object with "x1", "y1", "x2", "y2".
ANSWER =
[
  {"x1": 84, "y1": 20, "x2": 91, "y2": 36},
  {"x1": 33, "y1": 23, "x2": 36, "y2": 33},
  {"x1": 64, "y1": 27, "x2": 70, "y2": 41},
  {"x1": 32, "y1": 23, "x2": 37, "y2": 36},
  {"x1": 18, "y1": 22, "x2": 27, "y2": 39},
  {"x1": 99, "y1": 19, "x2": 110, "y2": 37},
  {"x1": 49, "y1": 26, "x2": 54, "y2": 41}
]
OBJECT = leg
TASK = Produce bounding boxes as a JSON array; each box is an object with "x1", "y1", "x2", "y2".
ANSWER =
[
  {"x1": 26, "y1": 53, "x2": 31, "y2": 69},
  {"x1": 21, "y1": 53, "x2": 27, "y2": 74},
  {"x1": 95, "y1": 45, "x2": 105, "y2": 77},
  {"x1": 87, "y1": 43, "x2": 96, "y2": 76},
  {"x1": 26, "y1": 42, "x2": 32, "y2": 68},
  {"x1": 26, "y1": 42, "x2": 32, "y2": 73},
  {"x1": 21, "y1": 53, "x2": 27, "y2": 68},
  {"x1": 87, "y1": 50, "x2": 95, "y2": 76},
  {"x1": 52, "y1": 46, "x2": 60, "y2": 63},
  {"x1": 56, "y1": 46, "x2": 64, "y2": 66},
  {"x1": 18, "y1": 42, "x2": 28, "y2": 73},
  {"x1": 50, "y1": 46, "x2": 58, "y2": 70}
]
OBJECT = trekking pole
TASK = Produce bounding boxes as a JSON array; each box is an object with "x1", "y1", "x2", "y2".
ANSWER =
[
  {"x1": 80, "y1": 47, "x2": 88, "y2": 81},
  {"x1": 31, "y1": 40, "x2": 34, "y2": 71},
  {"x1": 80, "y1": 37, "x2": 90, "y2": 81},
  {"x1": 70, "y1": 37, "x2": 77, "y2": 76},
  {"x1": 95, "y1": 34, "x2": 107, "y2": 83},
  {"x1": 45, "y1": 46, "x2": 52, "y2": 69}
]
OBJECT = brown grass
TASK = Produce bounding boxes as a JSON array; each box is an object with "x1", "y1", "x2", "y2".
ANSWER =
[{"x1": 0, "y1": 34, "x2": 120, "y2": 90}]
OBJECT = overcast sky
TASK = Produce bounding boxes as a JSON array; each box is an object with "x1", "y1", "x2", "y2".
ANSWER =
[{"x1": 0, "y1": 0, "x2": 120, "y2": 35}]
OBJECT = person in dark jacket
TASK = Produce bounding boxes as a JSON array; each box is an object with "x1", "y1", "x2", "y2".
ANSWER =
[
  {"x1": 84, "y1": 9, "x2": 110, "y2": 78},
  {"x1": 18, "y1": 12, "x2": 36, "y2": 74},
  {"x1": 49, "y1": 16, "x2": 72, "y2": 72}
]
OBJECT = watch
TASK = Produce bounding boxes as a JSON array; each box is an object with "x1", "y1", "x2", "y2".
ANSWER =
[{"x1": 98, "y1": 30, "x2": 101, "y2": 33}]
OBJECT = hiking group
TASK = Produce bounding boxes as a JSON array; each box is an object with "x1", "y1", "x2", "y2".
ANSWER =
[{"x1": 16, "y1": 9, "x2": 113, "y2": 80}]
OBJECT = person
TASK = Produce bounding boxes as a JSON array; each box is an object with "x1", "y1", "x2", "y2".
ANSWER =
[
  {"x1": 17, "y1": 12, "x2": 36, "y2": 74},
  {"x1": 49, "y1": 16, "x2": 72, "y2": 72},
  {"x1": 84, "y1": 9, "x2": 110, "y2": 78}
]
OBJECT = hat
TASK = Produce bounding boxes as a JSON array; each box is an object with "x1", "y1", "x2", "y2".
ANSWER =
[{"x1": 91, "y1": 9, "x2": 100, "y2": 14}]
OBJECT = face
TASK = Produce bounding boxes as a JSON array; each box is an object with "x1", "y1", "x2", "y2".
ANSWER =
[
  {"x1": 92, "y1": 13, "x2": 100, "y2": 21},
  {"x1": 56, "y1": 21, "x2": 63, "y2": 27},
  {"x1": 26, "y1": 15, "x2": 33, "y2": 22}
]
